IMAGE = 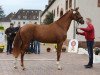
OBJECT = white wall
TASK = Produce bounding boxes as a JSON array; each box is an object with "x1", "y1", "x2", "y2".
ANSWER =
[
  {"x1": 0, "y1": 22, "x2": 10, "y2": 30},
  {"x1": 41, "y1": 0, "x2": 67, "y2": 22},
  {"x1": 11, "y1": 11, "x2": 42, "y2": 27},
  {"x1": 41, "y1": 0, "x2": 74, "y2": 40},
  {"x1": 76, "y1": 0, "x2": 100, "y2": 41}
]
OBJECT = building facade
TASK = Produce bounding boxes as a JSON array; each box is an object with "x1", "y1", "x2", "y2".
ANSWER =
[
  {"x1": 41, "y1": 0, "x2": 100, "y2": 41},
  {"x1": 0, "y1": 9, "x2": 42, "y2": 29},
  {"x1": 12, "y1": 9, "x2": 42, "y2": 27},
  {"x1": 0, "y1": 13, "x2": 14, "y2": 29}
]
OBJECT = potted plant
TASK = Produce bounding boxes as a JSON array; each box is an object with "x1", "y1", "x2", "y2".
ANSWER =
[
  {"x1": 62, "y1": 44, "x2": 67, "y2": 52},
  {"x1": 47, "y1": 47, "x2": 51, "y2": 52},
  {"x1": 62, "y1": 47, "x2": 66, "y2": 52},
  {"x1": 94, "y1": 47, "x2": 100, "y2": 55},
  {"x1": 0, "y1": 46, "x2": 4, "y2": 53}
]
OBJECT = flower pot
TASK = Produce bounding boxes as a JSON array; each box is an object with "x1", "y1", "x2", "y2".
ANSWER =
[
  {"x1": 94, "y1": 55, "x2": 100, "y2": 63},
  {"x1": 0, "y1": 48, "x2": 3, "y2": 53},
  {"x1": 62, "y1": 47, "x2": 66, "y2": 52},
  {"x1": 94, "y1": 47, "x2": 100, "y2": 55},
  {"x1": 47, "y1": 48, "x2": 51, "y2": 52},
  {"x1": 95, "y1": 51, "x2": 99, "y2": 55}
]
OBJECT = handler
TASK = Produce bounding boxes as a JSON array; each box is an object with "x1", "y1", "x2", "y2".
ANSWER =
[{"x1": 76, "y1": 18, "x2": 95, "y2": 68}]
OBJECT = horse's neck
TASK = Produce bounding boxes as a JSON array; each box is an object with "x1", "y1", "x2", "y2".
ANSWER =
[{"x1": 57, "y1": 12, "x2": 73, "y2": 32}]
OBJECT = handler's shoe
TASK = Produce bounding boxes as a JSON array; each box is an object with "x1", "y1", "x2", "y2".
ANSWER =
[{"x1": 84, "y1": 65, "x2": 93, "y2": 68}]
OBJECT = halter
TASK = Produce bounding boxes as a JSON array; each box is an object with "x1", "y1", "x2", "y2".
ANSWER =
[
  {"x1": 76, "y1": 17, "x2": 83, "y2": 24},
  {"x1": 76, "y1": 17, "x2": 81, "y2": 34}
]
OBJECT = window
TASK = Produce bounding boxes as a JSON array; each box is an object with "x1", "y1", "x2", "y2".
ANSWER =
[
  {"x1": 33, "y1": 16, "x2": 36, "y2": 19},
  {"x1": 54, "y1": 9, "x2": 55, "y2": 17},
  {"x1": 18, "y1": 22, "x2": 20, "y2": 24},
  {"x1": 23, "y1": 22, "x2": 25, "y2": 24},
  {"x1": 18, "y1": 15, "x2": 21, "y2": 19},
  {"x1": 66, "y1": 0, "x2": 68, "y2": 10},
  {"x1": 69, "y1": 0, "x2": 72, "y2": 8},
  {"x1": 34, "y1": 22, "x2": 37, "y2": 24},
  {"x1": 52, "y1": 10, "x2": 53, "y2": 13},
  {"x1": 10, "y1": 18, "x2": 12, "y2": 20},
  {"x1": 35, "y1": 11, "x2": 38, "y2": 13},
  {"x1": 49, "y1": 0, "x2": 52, "y2": 4},
  {"x1": 57, "y1": 6, "x2": 59, "y2": 16},
  {"x1": 60, "y1": 10, "x2": 63, "y2": 17},
  {"x1": 23, "y1": 16, "x2": 27, "y2": 19},
  {"x1": 37, "y1": 16, "x2": 39, "y2": 19},
  {"x1": 98, "y1": 0, "x2": 100, "y2": 7},
  {"x1": 13, "y1": 22, "x2": 15, "y2": 24}
]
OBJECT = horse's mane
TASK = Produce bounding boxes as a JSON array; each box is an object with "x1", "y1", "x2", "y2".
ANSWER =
[
  {"x1": 57, "y1": 10, "x2": 72, "y2": 21},
  {"x1": 42, "y1": 10, "x2": 72, "y2": 26}
]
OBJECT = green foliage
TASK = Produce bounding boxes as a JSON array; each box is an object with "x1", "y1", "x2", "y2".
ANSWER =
[
  {"x1": 0, "y1": 6, "x2": 5, "y2": 19},
  {"x1": 43, "y1": 12, "x2": 54, "y2": 24},
  {"x1": 0, "y1": 26, "x2": 4, "y2": 30}
]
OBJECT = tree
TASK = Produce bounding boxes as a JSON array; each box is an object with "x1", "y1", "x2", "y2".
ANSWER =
[
  {"x1": 43, "y1": 12, "x2": 54, "y2": 24},
  {"x1": 0, "y1": 6, "x2": 5, "y2": 19}
]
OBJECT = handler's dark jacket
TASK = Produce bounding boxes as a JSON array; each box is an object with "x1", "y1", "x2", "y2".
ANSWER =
[{"x1": 5, "y1": 27, "x2": 16, "y2": 41}]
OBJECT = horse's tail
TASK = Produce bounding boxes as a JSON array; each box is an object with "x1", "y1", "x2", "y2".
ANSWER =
[{"x1": 13, "y1": 30, "x2": 22, "y2": 58}]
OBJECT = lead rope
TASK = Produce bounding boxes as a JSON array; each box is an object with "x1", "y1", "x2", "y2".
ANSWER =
[
  {"x1": 76, "y1": 22, "x2": 79, "y2": 35},
  {"x1": 76, "y1": 22, "x2": 79, "y2": 53}
]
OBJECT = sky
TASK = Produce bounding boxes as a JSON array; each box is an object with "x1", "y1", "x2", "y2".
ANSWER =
[{"x1": 0, "y1": 0, "x2": 48, "y2": 15}]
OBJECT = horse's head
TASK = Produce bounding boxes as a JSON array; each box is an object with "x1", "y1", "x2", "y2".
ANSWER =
[{"x1": 72, "y1": 7, "x2": 84, "y2": 24}]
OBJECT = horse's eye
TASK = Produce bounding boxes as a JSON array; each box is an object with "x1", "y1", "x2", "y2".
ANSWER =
[{"x1": 76, "y1": 13, "x2": 78, "y2": 15}]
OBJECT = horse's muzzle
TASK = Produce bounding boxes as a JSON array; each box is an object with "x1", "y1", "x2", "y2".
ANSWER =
[
  {"x1": 79, "y1": 18, "x2": 84, "y2": 24},
  {"x1": 81, "y1": 20, "x2": 84, "y2": 24}
]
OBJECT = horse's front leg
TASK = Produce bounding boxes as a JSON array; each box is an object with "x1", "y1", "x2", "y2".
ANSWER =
[
  {"x1": 14, "y1": 57, "x2": 18, "y2": 69},
  {"x1": 56, "y1": 42, "x2": 63, "y2": 70},
  {"x1": 21, "y1": 52, "x2": 25, "y2": 70}
]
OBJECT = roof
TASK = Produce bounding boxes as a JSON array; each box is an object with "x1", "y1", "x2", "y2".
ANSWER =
[
  {"x1": 0, "y1": 13, "x2": 14, "y2": 22},
  {"x1": 12, "y1": 9, "x2": 41, "y2": 20},
  {"x1": 41, "y1": 0, "x2": 56, "y2": 17}
]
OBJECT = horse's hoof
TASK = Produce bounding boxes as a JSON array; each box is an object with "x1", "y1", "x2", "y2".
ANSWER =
[
  {"x1": 14, "y1": 66, "x2": 18, "y2": 69},
  {"x1": 23, "y1": 68, "x2": 25, "y2": 70},
  {"x1": 58, "y1": 67, "x2": 62, "y2": 70},
  {"x1": 22, "y1": 67, "x2": 26, "y2": 70},
  {"x1": 58, "y1": 66, "x2": 62, "y2": 70}
]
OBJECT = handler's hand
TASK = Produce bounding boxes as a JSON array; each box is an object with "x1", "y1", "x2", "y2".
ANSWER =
[{"x1": 76, "y1": 27, "x2": 80, "y2": 29}]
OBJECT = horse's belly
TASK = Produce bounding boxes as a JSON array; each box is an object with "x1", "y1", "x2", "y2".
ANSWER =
[{"x1": 35, "y1": 35, "x2": 57, "y2": 43}]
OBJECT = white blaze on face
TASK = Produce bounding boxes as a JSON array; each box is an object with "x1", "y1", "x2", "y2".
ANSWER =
[{"x1": 73, "y1": 11, "x2": 76, "y2": 14}]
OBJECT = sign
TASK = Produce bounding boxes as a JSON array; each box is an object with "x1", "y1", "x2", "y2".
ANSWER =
[
  {"x1": 0, "y1": 27, "x2": 5, "y2": 49},
  {"x1": 68, "y1": 39, "x2": 78, "y2": 53}
]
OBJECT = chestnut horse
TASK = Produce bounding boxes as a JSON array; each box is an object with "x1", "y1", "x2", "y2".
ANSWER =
[{"x1": 13, "y1": 7, "x2": 84, "y2": 70}]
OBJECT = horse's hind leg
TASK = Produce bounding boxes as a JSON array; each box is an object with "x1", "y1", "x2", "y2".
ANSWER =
[
  {"x1": 20, "y1": 43, "x2": 29, "y2": 70},
  {"x1": 21, "y1": 52, "x2": 25, "y2": 70},
  {"x1": 56, "y1": 42, "x2": 63, "y2": 70}
]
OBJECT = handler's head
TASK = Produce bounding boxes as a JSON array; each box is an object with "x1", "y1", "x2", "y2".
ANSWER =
[
  {"x1": 86, "y1": 18, "x2": 92, "y2": 25},
  {"x1": 10, "y1": 23, "x2": 14, "y2": 28}
]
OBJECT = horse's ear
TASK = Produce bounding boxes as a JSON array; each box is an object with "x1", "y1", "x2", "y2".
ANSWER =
[
  {"x1": 69, "y1": 7, "x2": 72, "y2": 10},
  {"x1": 74, "y1": 7, "x2": 79, "y2": 11}
]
